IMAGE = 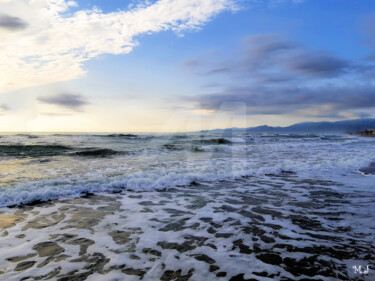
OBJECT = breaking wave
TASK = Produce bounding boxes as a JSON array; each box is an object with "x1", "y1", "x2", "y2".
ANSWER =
[
  {"x1": 0, "y1": 167, "x2": 275, "y2": 207},
  {"x1": 1, "y1": 153, "x2": 374, "y2": 208},
  {"x1": 0, "y1": 132, "x2": 374, "y2": 207},
  {"x1": 102, "y1": 134, "x2": 153, "y2": 140},
  {"x1": 72, "y1": 148, "x2": 122, "y2": 157},
  {"x1": 192, "y1": 138, "x2": 232, "y2": 144},
  {"x1": 105, "y1": 133, "x2": 139, "y2": 138},
  {"x1": 0, "y1": 145, "x2": 71, "y2": 158}
]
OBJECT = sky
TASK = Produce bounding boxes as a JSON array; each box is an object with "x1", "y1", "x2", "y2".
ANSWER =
[{"x1": 0, "y1": 0, "x2": 375, "y2": 132}]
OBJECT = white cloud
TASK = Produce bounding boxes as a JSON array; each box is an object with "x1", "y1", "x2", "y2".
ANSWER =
[{"x1": 0, "y1": 0, "x2": 236, "y2": 93}]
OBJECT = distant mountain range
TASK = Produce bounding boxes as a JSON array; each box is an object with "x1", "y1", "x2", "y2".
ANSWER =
[{"x1": 201, "y1": 118, "x2": 375, "y2": 133}]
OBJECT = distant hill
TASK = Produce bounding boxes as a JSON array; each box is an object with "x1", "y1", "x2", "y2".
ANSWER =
[{"x1": 202, "y1": 118, "x2": 375, "y2": 133}]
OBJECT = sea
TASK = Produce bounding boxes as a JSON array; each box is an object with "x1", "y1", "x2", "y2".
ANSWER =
[{"x1": 0, "y1": 132, "x2": 374, "y2": 280}]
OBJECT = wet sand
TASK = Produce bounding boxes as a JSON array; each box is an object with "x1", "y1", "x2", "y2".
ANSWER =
[{"x1": 0, "y1": 175, "x2": 374, "y2": 280}]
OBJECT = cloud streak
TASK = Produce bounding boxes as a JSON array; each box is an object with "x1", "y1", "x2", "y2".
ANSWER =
[
  {"x1": 38, "y1": 93, "x2": 89, "y2": 111},
  {"x1": 0, "y1": 0, "x2": 236, "y2": 93},
  {"x1": 241, "y1": 34, "x2": 351, "y2": 79},
  {"x1": 191, "y1": 85, "x2": 375, "y2": 113},
  {"x1": 285, "y1": 52, "x2": 350, "y2": 77}
]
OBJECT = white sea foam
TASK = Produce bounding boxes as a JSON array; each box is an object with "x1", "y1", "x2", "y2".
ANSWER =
[
  {"x1": 0, "y1": 162, "x2": 374, "y2": 280},
  {"x1": 225, "y1": 137, "x2": 246, "y2": 143},
  {"x1": 0, "y1": 133, "x2": 374, "y2": 207}
]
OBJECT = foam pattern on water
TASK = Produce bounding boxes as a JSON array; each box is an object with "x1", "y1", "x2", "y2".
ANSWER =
[
  {"x1": 0, "y1": 133, "x2": 374, "y2": 207},
  {"x1": 0, "y1": 175, "x2": 374, "y2": 280}
]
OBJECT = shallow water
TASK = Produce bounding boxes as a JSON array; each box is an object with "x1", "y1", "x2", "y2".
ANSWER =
[
  {"x1": 0, "y1": 133, "x2": 374, "y2": 280},
  {"x1": 0, "y1": 175, "x2": 374, "y2": 280}
]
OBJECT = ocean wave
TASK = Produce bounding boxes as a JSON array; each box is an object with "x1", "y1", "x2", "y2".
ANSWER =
[
  {"x1": 260, "y1": 134, "x2": 320, "y2": 139},
  {"x1": 72, "y1": 148, "x2": 122, "y2": 157},
  {"x1": 162, "y1": 144, "x2": 184, "y2": 151},
  {"x1": 0, "y1": 144, "x2": 125, "y2": 159},
  {"x1": 50, "y1": 133, "x2": 76, "y2": 137},
  {"x1": 15, "y1": 134, "x2": 39, "y2": 139},
  {"x1": 103, "y1": 133, "x2": 154, "y2": 140},
  {"x1": 1, "y1": 153, "x2": 373, "y2": 207},
  {"x1": 191, "y1": 146, "x2": 205, "y2": 152},
  {"x1": 0, "y1": 168, "x2": 253, "y2": 207},
  {"x1": 192, "y1": 138, "x2": 232, "y2": 145},
  {"x1": 0, "y1": 145, "x2": 71, "y2": 158},
  {"x1": 225, "y1": 137, "x2": 246, "y2": 143},
  {"x1": 105, "y1": 133, "x2": 139, "y2": 138},
  {"x1": 170, "y1": 134, "x2": 189, "y2": 139},
  {"x1": 0, "y1": 132, "x2": 374, "y2": 207},
  {"x1": 160, "y1": 138, "x2": 235, "y2": 152}
]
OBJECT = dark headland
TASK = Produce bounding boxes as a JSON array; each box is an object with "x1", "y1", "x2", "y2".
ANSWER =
[{"x1": 201, "y1": 118, "x2": 375, "y2": 133}]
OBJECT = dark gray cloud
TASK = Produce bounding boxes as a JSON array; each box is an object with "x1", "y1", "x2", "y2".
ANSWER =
[
  {"x1": 38, "y1": 93, "x2": 89, "y2": 111},
  {"x1": 0, "y1": 14, "x2": 28, "y2": 31},
  {"x1": 182, "y1": 33, "x2": 375, "y2": 118},
  {"x1": 285, "y1": 52, "x2": 350, "y2": 77},
  {"x1": 187, "y1": 34, "x2": 353, "y2": 81},
  {"x1": 189, "y1": 84, "x2": 375, "y2": 116}
]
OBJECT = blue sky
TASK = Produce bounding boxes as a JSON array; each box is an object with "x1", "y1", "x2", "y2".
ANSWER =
[{"x1": 0, "y1": 0, "x2": 375, "y2": 132}]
